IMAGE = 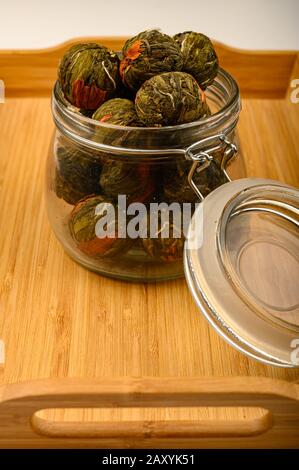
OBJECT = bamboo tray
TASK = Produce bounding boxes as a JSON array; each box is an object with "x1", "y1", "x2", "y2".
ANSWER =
[{"x1": 0, "y1": 38, "x2": 299, "y2": 449}]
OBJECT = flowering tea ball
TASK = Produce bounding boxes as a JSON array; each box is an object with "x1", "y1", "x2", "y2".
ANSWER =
[
  {"x1": 142, "y1": 235, "x2": 185, "y2": 262},
  {"x1": 100, "y1": 160, "x2": 155, "y2": 203},
  {"x1": 120, "y1": 30, "x2": 183, "y2": 91},
  {"x1": 55, "y1": 171, "x2": 85, "y2": 206},
  {"x1": 69, "y1": 195, "x2": 132, "y2": 258},
  {"x1": 135, "y1": 72, "x2": 209, "y2": 126},
  {"x1": 92, "y1": 98, "x2": 141, "y2": 126},
  {"x1": 163, "y1": 159, "x2": 225, "y2": 204},
  {"x1": 163, "y1": 161, "x2": 198, "y2": 204},
  {"x1": 58, "y1": 43, "x2": 120, "y2": 110},
  {"x1": 142, "y1": 209, "x2": 185, "y2": 262},
  {"x1": 174, "y1": 31, "x2": 218, "y2": 89},
  {"x1": 55, "y1": 147, "x2": 102, "y2": 205}
]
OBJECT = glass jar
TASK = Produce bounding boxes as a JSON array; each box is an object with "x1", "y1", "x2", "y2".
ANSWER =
[{"x1": 46, "y1": 68, "x2": 245, "y2": 281}]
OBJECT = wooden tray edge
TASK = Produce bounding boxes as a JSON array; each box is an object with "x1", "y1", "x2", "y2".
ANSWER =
[
  {"x1": 0, "y1": 38, "x2": 298, "y2": 98},
  {"x1": 0, "y1": 376, "x2": 298, "y2": 448}
]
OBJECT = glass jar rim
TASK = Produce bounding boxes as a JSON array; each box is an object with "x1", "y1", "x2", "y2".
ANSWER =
[
  {"x1": 53, "y1": 68, "x2": 239, "y2": 131},
  {"x1": 52, "y1": 68, "x2": 240, "y2": 155}
]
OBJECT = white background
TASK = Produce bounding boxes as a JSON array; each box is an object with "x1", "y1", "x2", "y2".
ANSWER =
[{"x1": 0, "y1": 0, "x2": 298, "y2": 50}]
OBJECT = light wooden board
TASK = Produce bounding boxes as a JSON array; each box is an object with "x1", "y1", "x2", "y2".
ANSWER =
[
  {"x1": 0, "y1": 377, "x2": 299, "y2": 448},
  {"x1": 0, "y1": 40, "x2": 298, "y2": 448}
]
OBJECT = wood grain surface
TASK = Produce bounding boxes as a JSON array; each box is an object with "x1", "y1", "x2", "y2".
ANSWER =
[
  {"x1": 0, "y1": 377, "x2": 298, "y2": 448},
  {"x1": 0, "y1": 40, "x2": 298, "y2": 448}
]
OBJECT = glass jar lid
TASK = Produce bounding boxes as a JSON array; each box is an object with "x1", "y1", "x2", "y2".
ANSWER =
[{"x1": 184, "y1": 178, "x2": 299, "y2": 367}]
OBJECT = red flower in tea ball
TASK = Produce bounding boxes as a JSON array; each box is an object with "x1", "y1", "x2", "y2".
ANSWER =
[
  {"x1": 120, "y1": 30, "x2": 183, "y2": 91},
  {"x1": 92, "y1": 98, "x2": 141, "y2": 126},
  {"x1": 69, "y1": 195, "x2": 133, "y2": 258},
  {"x1": 99, "y1": 158, "x2": 155, "y2": 204},
  {"x1": 58, "y1": 43, "x2": 120, "y2": 110}
]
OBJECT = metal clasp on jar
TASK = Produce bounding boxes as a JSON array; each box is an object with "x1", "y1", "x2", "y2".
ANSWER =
[{"x1": 185, "y1": 133, "x2": 237, "y2": 201}]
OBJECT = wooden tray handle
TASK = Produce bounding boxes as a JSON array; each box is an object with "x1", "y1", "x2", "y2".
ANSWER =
[{"x1": 0, "y1": 377, "x2": 298, "y2": 447}]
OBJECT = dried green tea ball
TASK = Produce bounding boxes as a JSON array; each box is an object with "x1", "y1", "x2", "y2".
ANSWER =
[
  {"x1": 69, "y1": 195, "x2": 132, "y2": 258},
  {"x1": 163, "y1": 161, "x2": 198, "y2": 204},
  {"x1": 100, "y1": 160, "x2": 155, "y2": 203},
  {"x1": 135, "y1": 72, "x2": 209, "y2": 126},
  {"x1": 174, "y1": 32, "x2": 218, "y2": 89},
  {"x1": 55, "y1": 146, "x2": 102, "y2": 205},
  {"x1": 142, "y1": 235, "x2": 185, "y2": 262},
  {"x1": 120, "y1": 29, "x2": 183, "y2": 91},
  {"x1": 163, "y1": 159, "x2": 226, "y2": 204},
  {"x1": 55, "y1": 171, "x2": 85, "y2": 206},
  {"x1": 142, "y1": 209, "x2": 185, "y2": 262},
  {"x1": 58, "y1": 43, "x2": 120, "y2": 110},
  {"x1": 92, "y1": 98, "x2": 141, "y2": 126}
]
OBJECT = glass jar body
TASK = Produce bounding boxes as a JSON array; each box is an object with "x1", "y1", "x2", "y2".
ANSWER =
[{"x1": 46, "y1": 69, "x2": 245, "y2": 281}]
